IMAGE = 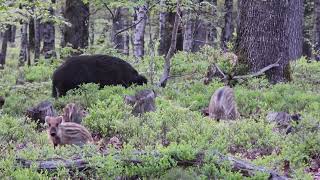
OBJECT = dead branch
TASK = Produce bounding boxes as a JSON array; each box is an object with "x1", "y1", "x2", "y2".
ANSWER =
[
  {"x1": 233, "y1": 63, "x2": 280, "y2": 80},
  {"x1": 16, "y1": 150, "x2": 287, "y2": 179}
]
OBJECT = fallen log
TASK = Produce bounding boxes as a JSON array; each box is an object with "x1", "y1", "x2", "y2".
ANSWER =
[{"x1": 16, "y1": 150, "x2": 288, "y2": 179}]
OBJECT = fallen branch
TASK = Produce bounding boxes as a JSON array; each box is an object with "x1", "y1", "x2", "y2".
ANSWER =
[
  {"x1": 16, "y1": 150, "x2": 288, "y2": 179},
  {"x1": 233, "y1": 63, "x2": 280, "y2": 80}
]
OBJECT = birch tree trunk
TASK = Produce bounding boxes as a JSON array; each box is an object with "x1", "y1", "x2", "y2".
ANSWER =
[
  {"x1": 133, "y1": 5, "x2": 147, "y2": 59},
  {"x1": 236, "y1": 0, "x2": 291, "y2": 83},
  {"x1": 221, "y1": 0, "x2": 234, "y2": 52},
  {"x1": 42, "y1": 0, "x2": 56, "y2": 59}
]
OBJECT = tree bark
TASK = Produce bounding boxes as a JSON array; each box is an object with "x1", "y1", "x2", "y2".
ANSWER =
[
  {"x1": 314, "y1": 0, "x2": 320, "y2": 61},
  {"x1": 236, "y1": 0, "x2": 291, "y2": 83},
  {"x1": 34, "y1": 18, "x2": 41, "y2": 62},
  {"x1": 19, "y1": 23, "x2": 29, "y2": 66},
  {"x1": 63, "y1": 0, "x2": 89, "y2": 50},
  {"x1": 0, "y1": 27, "x2": 9, "y2": 68},
  {"x1": 159, "y1": 0, "x2": 181, "y2": 87},
  {"x1": 287, "y1": 0, "x2": 303, "y2": 61},
  {"x1": 208, "y1": 0, "x2": 217, "y2": 47},
  {"x1": 192, "y1": 19, "x2": 208, "y2": 52},
  {"x1": 183, "y1": 10, "x2": 194, "y2": 52},
  {"x1": 29, "y1": 18, "x2": 35, "y2": 51},
  {"x1": 42, "y1": 0, "x2": 56, "y2": 59},
  {"x1": 8, "y1": 25, "x2": 16, "y2": 43},
  {"x1": 111, "y1": 8, "x2": 130, "y2": 54},
  {"x1": 303, "y1": 0, "x2": 313, "y2": 59},
  {"x1": 221, "y1": 0, "x2": 234, "y2": 52},
  {"x1": 133, "y1": 5, "x2": 147, "y2": 59}
]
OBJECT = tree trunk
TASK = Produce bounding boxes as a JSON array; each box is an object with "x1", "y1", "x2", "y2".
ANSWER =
[
  {"x1": 63, "y1": 0, "x2": 89, "y2": 50},
  {"x1": 42, "y1": 0, "x2": 56, "y2": 59},
  {"x1": 314, "y1": 0, "x2": 320, "y2": 61},
  {"x1": 29, "y1": 18, "x2": 35, "y2": 51},
  {"x1": 303, "y1": 0, "x2": 313, "y2": 59},
  {"x1": 8, "y1": 25, "x2": 16, "y2": 43},
  {"x1": 208, "y1": 0, "x2": 217, "y2": 47},
  {"x1": 159, "y1": 0, "x2": 181, "y2": 87},
  {"x1": 34, "y1": 18, "x2": 41, "y2": 62},
  {"x1": 89, "y1": 20, "x2": 95, "y2": 46},
  {"x1": 19, "y1": 23, "x2": 29, "y2": 66},
  {"x1": 183, "y1": 10, "x2": 194, "y2": 52},
  {"x1": 0, "y1": 27, "x2": 9, "y2": 68},
  {"x1": 192, "y1": 19, "x2": 208, "y2": 52},
  {"x1": 133, "y1": 5, "x2": 147, "y2": 59},
  {"x1": 287, "y1": 0, "x2": 303, "y2": 61},
  {"x1": 111, "y1": 7, "x2": 124, "y2": 53},
  {"x1": 236, "y1": 0, "x2": 291, "y2": 83},
  {"x1": 221, "y1": 0, "x2": 234, "y2": 52}
]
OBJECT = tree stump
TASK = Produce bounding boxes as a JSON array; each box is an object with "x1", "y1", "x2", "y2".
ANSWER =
[
  {"x1": 124, "y1": 89, "x2": 156, "y2": 116},
  {"x1": 26, "y1": 100, "x2": 56, "y2": 127}
]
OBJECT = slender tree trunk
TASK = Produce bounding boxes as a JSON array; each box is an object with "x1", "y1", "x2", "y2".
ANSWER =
[
  {"x1": 0, "y1": 27, "x2": 9, "y2": 68},
  {"x1": 19, "y1": 23, "x2": 29, "y2": 66},
  {"x1": 183, "y1": 10, "x2": 194, "y2": 52},
  {"x1": 158, "y1": 0, "x2": 168, "y2": 55},
  {"x1": 314, "y1": 0, "x2": 320, "y2": 61},
  {"x1": 89, "y1": 20, "x2": 95, "y2": 46},
  {"x1": 63, "y1": 0, "x2": 89, "y2": 50},
  {"x1": 8, "y1": 25, "x2": 16, "y2": 43},
  {"x1": 236, "y1": 0, "x2": 291, "y2": 83},
  {"x1": 208, "y1": 0, "x2": 217, "y2": 47},
  {"x1": 34, "y1": 18, "x2": 41, "y2": 62},
  {"x1": 221, "y1": 0, "x2": 234, "y2": 52},
  {"x1": 133, "y1": 5, "x2": 147, "y2": 58},
  {"x1": 42, "y1": 0, "x2": 56, "y2": 59},
  {"x1": 303, "y1": 1, "x2": 313, "y2": 59},
  {"x1": 159, "y1": 0, "x2": 181, "y2": 87},
  {"x1": 287, "y1": 0, "x2": 303, "y2": 61}
]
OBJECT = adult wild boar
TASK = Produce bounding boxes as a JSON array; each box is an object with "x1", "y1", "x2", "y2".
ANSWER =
[{"x1": 52, "y1": 55, "x2": 147, "y2": 97}]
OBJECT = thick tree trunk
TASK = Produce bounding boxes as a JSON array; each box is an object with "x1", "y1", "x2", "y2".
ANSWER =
[
  {"x1": 221, "y1": 0, "x2": 234, "y2": 52},
  {"x1": 42, "y1": 0, "x2": 56, "y2": 59},
  {"x1": 133, "y1": 5, "x2": 147, "y2": 58},
  {"x1": 159, "y1": 0, "x2": 181, "y2": 87},
  {"x1": 287, "y1": 0, "x2": 303, "y2": 61},
  {"x1": 236, "y1": 0, "x2": 291, "y2": 83},
  {"x1": 0, "y1": 27, "x2": 9, "y2": 68},
  {"x1": 19, "y1": 23, "x2": 29, "y2": 66},
  {"x1": 63, "y1": 0, "x2": 89, "y2": 50},
  {"x1": 314, "y1": 0, "x2": 320, "y2": 61},
  {"x1": 192, "y1": 20, "x2": 208, "y2": 52},
  {"x1": 34, "y1": 18, "x2": 41, "y2": 62}
]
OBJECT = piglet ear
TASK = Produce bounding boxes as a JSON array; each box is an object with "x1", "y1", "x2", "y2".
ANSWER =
[
  {"x1": 57, "y1": 116, "x2": 63, "y2": 124},
  {"x1": 45, "y1": 116, "x2": 50, "y2": 124}
]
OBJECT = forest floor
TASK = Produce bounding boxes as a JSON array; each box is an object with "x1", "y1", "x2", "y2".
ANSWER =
[{"x1": 0, "y1": 47, "x2": 320, "y2": 179}]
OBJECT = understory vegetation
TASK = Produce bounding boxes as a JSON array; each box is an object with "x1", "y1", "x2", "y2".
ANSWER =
[{"x1": 0, "y1": 46, "x2": 319, "y2": 179}]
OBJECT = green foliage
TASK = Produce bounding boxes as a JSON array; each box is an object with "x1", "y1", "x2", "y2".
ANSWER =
[{"x1": 23, "y1": 61, "x2": 55, "y2": 82}]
